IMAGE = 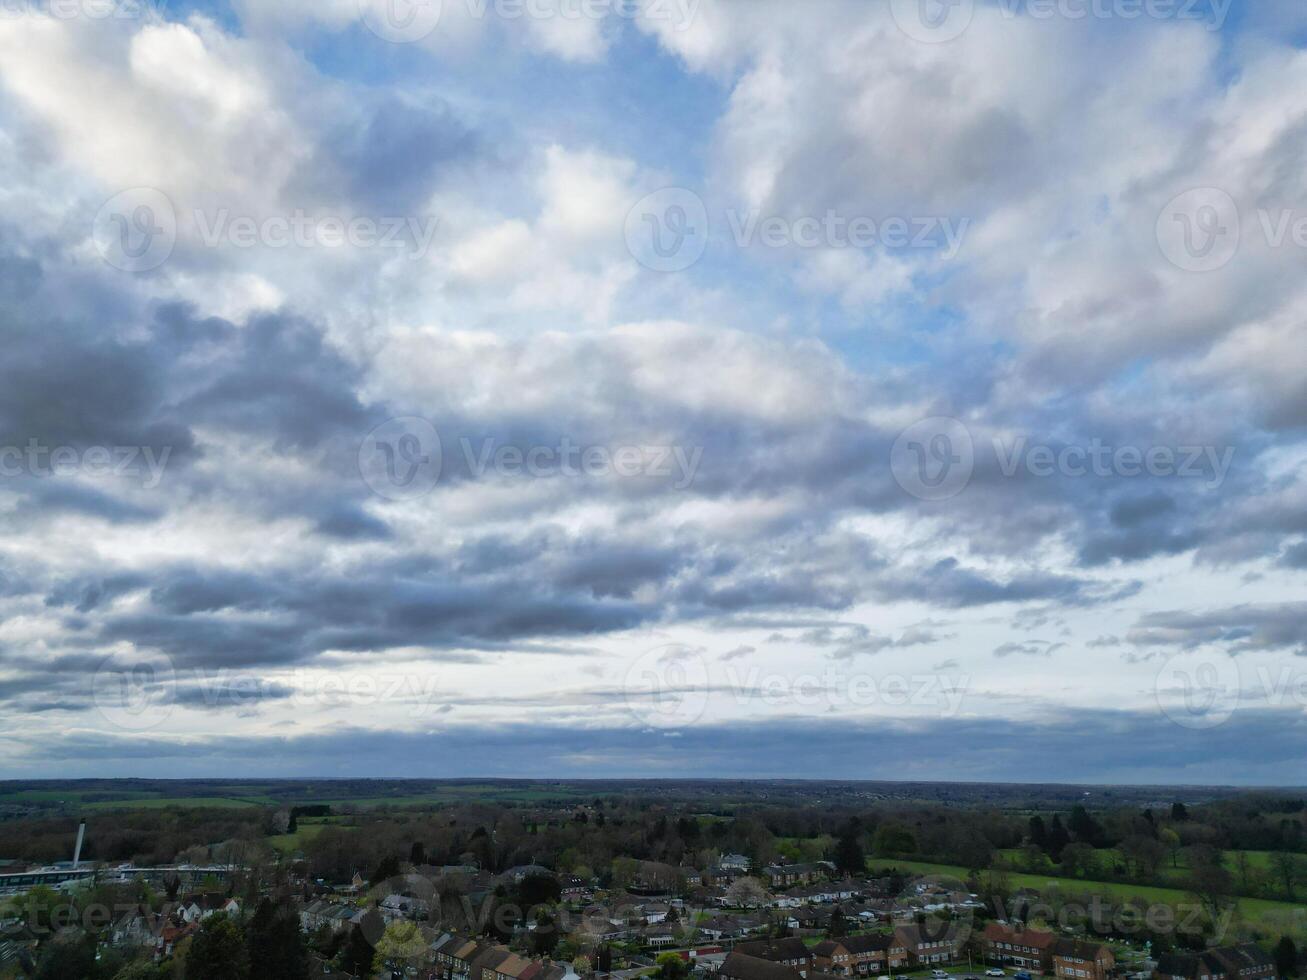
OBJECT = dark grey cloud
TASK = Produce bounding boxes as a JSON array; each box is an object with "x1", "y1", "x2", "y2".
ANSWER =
[{"x1": 1128, "y1": 602, "x2": 1307, "y2": 655}]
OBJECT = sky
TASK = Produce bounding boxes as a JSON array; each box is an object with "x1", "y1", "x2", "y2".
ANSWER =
[{"x1": 0, "y1": 0, "x2": 1306, "y2": 785}]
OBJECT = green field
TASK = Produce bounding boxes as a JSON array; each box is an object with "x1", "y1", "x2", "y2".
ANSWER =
[
  {"x1": 873, "y1": 859, "x2": 1306, "y2": 935},
  {"x1": 267, "y1": 821, "x2": 332, "y2": 854},
  {"x1": 84, "y1": 796, "x2": 270, "y2": 810}
]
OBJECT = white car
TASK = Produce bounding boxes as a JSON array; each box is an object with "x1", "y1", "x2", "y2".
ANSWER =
[
  {"x1": 987, "y1": 970, "x2": 1006, "y2": 977},
  {"x1": 932, "y1": 971, "x2": 950, "y2": 979}
]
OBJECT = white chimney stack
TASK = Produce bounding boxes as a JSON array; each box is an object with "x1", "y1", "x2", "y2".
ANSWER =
[{"x1": 73, "y1": 821, "x2": 86, "y2": 870}]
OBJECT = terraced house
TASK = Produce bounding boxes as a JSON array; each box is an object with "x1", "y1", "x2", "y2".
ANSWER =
[
  {"x1": 1153, "y1": 945, "x2": 1276, "y2": 980},
  {"x1": 812, "y1": 933, "x2": 907, "y2": 975},
  {"x1": 895, "y1": 923, "x2": 964, "y2": 967},
  {"x1": 982, "y1": 922, "x2": 1057, "y2": 973},
  {"x1": 1051, "y1": 939, "x2": 1114, "y2": 980}
]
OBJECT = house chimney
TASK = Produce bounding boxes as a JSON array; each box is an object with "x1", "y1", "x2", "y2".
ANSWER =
[{"x1": 72, "y1": 820, "x2": 86, "y2": 869}]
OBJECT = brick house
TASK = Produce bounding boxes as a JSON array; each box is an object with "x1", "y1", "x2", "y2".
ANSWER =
[
  {"x1": 1052, "y1": 939, "x2": 1115, "y2": 980},
  {"x1": 1153, "y1": 945, "x2": 1276, "y2": 980},
  {"x1": 812, "y1": 934, "x2": 904, "y2": 976},
  {"x1": 896, "y1": 922, "x2": 964, "y2": 966},
  {"x1": 982, "y1": 922, "x2": 1057, "y2": 974},
  {"x1": 735, "y1": 937, "x2": 815, "y2": 976}
]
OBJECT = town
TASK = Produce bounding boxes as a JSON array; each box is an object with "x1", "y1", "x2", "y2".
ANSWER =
[{"x1": 0, "y1": 782, "x2": 1300, "y2": 980}]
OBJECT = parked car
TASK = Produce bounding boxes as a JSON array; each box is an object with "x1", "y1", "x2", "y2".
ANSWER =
[
  {"x1": 932, "y1": 971, "x2": 950, "y2": 979},
  {"x1": 986, "y1": 970, "x2": 1005, "y2": 977},
  {"x1": 1014, "y1": 972, "x2": 1033, "y2": 980}
]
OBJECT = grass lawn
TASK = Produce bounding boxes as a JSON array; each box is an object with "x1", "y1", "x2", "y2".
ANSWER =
[
  {"x1": 268, "y1": 821, "x2": 332, "y2": 853},
  {"x1": 870, "y1": 859, "x2": 1306, "y2": 935},
  {"x1": 84, "y1": 796, "x2": 269, "y2": 810}
]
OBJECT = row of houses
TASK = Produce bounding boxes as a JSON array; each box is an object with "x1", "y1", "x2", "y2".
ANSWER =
[
  {"x1": 984, "y1": 923, "x2": 1276, "y2": 980},
  {"x1": 430, "y1": 933, "x2": 581, "y2": 980},
  {"x1": 1154, "y1": 946, "x2": 1277, "y2": 980}
]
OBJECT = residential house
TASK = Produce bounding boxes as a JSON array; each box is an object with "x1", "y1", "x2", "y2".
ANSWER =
[
  {"x1": 300, "y1": 900, "x2": 357, "y2": 934},
  {"x1": 982, "y1": 923, "x2": 1057, "y2": 974},
  {"x1": 380, "y1": 893, "x2": 431, "y2": 921},
  {"x1": 895, "y1": 922, "x2": 964, "y2": 966},
  {"x1": 1153, "y1": 945, "x2": 1275, "y2": 980},
  {"x1": 735, "y1": 937, "x2": 814, "y2": 976},
  {"x1": 720, "y1": 854, "x2": 751, "y2": 872},
  {"x1": 721, "y1": 952, "x2": 809, "y2": 980},
  {"x1": 110, "y1": 908, "x2": 159, "y2": 948},
  {"x1": 1052, "y1": 939, "x2": 1115, "y2": 980},
  {"x1": 763, "y1": 863, "x2": 830, "y2": 889},
  {"x1": 812, "y1": 934, "x2": 903, "y2": 976}
]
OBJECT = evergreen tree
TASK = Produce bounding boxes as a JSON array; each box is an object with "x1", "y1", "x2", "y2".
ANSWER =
[
  {"x1": 342, "y1": 922, "x2": 377, "y2": 979},
  {"x1": 1171, "y1": 802, "x2": 1190, "y2": 822},
  {"x1": 834, "y1": 829, "x2": 866, "y2": 875},
  {"x1": 1275, "y1": 936, "x2": 1298, "y2": 978},
  {"x1": 1028, "y1": 815, "x2": 1048, "y2": 848},
  {"x1": 247, "y1": 898, "x2": 310, "y2": 980},
  {"x1": 34, "y1": 937, "x2": 97, "y2": 980},
  {"x1": 186, "y1": 913, "x2": 249, "y2": 980},
  {"x1": 1047, "y1": 815, "x2": 1071, "y2": 859}
]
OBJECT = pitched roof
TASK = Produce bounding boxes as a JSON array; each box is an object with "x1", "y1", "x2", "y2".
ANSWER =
[
  {"x1": 1052, "y1": 939, "x2": 1111, "y2": 962},
  {"x1": 982, "y1": 923, "x2": 1057, "y2": 949},
  {"x1": 720, "y1": 952, "x2": 804, "y2": 980},
  {"x1": 736, "y1": 938, "x2": 811, "y2": 962}
]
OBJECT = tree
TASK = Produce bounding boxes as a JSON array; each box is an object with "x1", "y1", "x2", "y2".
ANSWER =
[
  {"x1": 1274, "y1": 936, "x2": 1299, "y2": 978},
  {"x1": 1159, "y1": 828, "x2": 1182, "y2": 868},
  {"x1": 342, "y1": 922, "x2": 377, "y2": 979},
  {"x1": 409, "y1": 841, "x2": 426, "y2": 866},
  {"x1": 369, "y1": 854, "x2": 400, "y2": 885},
  {"x1": 185, "y1": 913, "x2": 249, "y2": 980},
  {"x1": 829, "y1": 906, "x2": 848, "y2": 938},
  {"x1": 375, "y1": 920, "x2": 426, "y2": 963},
  {"x1": 725, "y1": 876, "x2": 771, "y2": 908},
  {"x1": 34, "y1": 936, "x2": 97, "y2": 980},
  {"x1": 656, "y1": 952, "x2": 688, "y2": 980},
  {"x1": 872, "y1": 823, "x2": 916, "y2": 857},
  {"x1": 1171, "y1": 802, "x2": 1190, "y2": 822},
  {"x1": 1272, "y1": 851, "x2": 1304, "y2": 901},
  {"x1": 1047, "y1": 816, "x2": 1071, "y2": 860},
  {"x1": 834, "y1": 829, "x2": 866, "y2": 875},
  {"x1": 1186, "y1": 861, "x2": 1234, "y2": 923},
  {"x1": 113, "y1": 961, "x2": 172, "y2": 980},
  {"x1": 531, "y1": 910, "x2": 560, "y2": 956},
  {"x1": 1028, "y1": 816, "x2": 1048, "y2": 849},
  {"x1": 246, "y1": 898, "x2": 310, "y2": 980}
]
